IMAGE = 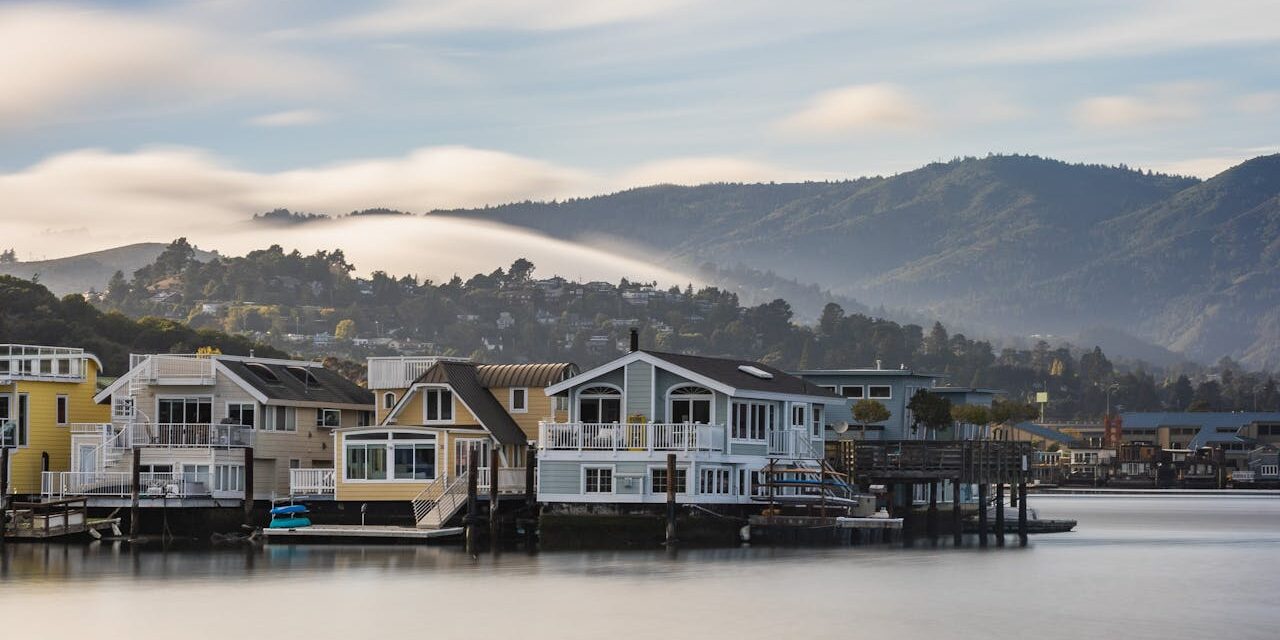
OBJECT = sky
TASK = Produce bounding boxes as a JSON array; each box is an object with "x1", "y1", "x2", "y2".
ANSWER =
[{"x1": 2, "y1": 0, "x2": 1279, "y2": 272}]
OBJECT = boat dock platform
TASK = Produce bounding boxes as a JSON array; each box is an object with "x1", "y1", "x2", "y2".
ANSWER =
[
  {"x1": 262, "y1": 524, "x2": 464, "y2": 544},
  {"x1": 748, "y1": 514, "x2": 904, "y2": 545},
  {"x1": 4, "y1": 499, "x2": 122, "y2": 540}
]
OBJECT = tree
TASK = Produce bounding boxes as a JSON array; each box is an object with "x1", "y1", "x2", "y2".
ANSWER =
[
  {"x1": 335, "y1": 319, "x2": 357, "y2": 341},
  {"x1": 923, "y1": 321, "x2": 949, "y2": 357},
  {"x1": 907, "y1": 390, "x2": 953, "y2": 436},
  {"x1": 990, "y1": 399, "x2": 1040, "y2": 424},
  {"x1": 852, "y1": 399, "x2": 891, "y2": 430},
  {"x1": 0, "y1": 248, "x2": 15, "y2": 264},
  {"x1": 105, "y1": 270, "x2": 130, "y2": 305},
  {"x1": 1169, "y1": 375, "x2": 1194, "y2": 410},
  {"x1": 1191, "y1": 380, "x2": 1223, "y2": 412},
  {"x1": 507, "y1": 258, "x2": 535, "y2": 283},
  {"x1": 951, "y1": 403, "x2": 991, "y2": 427}
]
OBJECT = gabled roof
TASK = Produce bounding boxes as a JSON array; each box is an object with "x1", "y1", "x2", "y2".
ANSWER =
[
  {"x1": 220, "y1": 359, "x2": 373, "y2": 407},
  {"x1": 413, "y1": 361, "x2": 527, "y2": 445},
  {"x1": 546, "y1": 350, "x2": 839, "y2": 401}
]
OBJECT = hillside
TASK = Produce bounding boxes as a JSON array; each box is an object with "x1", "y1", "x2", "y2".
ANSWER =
[
  {"x1": 0, "y1": 242, "x2": 218, "y2": 296},
  {"x1": 428, "y1": 154, "x2": 1280, "y2": 369}
]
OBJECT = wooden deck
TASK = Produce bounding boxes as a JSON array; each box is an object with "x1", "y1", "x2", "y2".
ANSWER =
[
  {"x1": 4, "y1": 499, "x2": 122, "y2": 540},
  {"x1": 262, "y1": 524, "x2": 464, "y2": 543}
]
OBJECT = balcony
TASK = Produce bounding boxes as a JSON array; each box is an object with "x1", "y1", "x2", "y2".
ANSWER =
[
  {"x1": 41, "y1": 471, "x2": 240, "y2": 499},
  {"x1": 366, "y1": 356, "x2": 470, "y2": 390},
  {"x1": 128, "y1": 423, "x2": 254, "y2": 448},
  {"x1": 0, "y1": 344, "x2": 91, "y2": 383},
  {"x1": 539, "y1": 422, "x2": 726, "y2": 453},
  {"x1": 290, "y1": 468, "x2": 335, "y2": 495},
  {"x1": 130, "y1": 354, "x2": 217, "y2": 385}
]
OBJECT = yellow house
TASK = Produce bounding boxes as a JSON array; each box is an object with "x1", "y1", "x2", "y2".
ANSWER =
[
  {"x1": 331, "y1": 360, "x2": 574, "y2": 527},
  {"x1": 1, "y1": 345, "x2": 110, "y2": 496}
]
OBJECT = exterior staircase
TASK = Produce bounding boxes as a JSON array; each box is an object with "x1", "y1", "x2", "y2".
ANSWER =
[{"x1": 411, "y1": 474, "x2": 470, "y2": 529}]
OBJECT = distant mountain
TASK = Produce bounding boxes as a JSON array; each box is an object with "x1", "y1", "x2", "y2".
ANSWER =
[
  {"x1": 0, "y1": 242, "x2": 218, "y2": 296},
  {"x1": 428, "y1": 154, "x2": 1280, "y2": 368}
]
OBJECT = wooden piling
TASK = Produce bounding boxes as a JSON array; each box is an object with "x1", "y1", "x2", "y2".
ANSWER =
[
  {"x1": 977, "y1": 481, "x2": 988, "y2": 547},
  {"x1": 465, "y1": 448, "x2": 479, "y2": 552},
  {"x1": 1018, "y1": 480, "x2": 1029, "y2": 546},
  {"x1": 664, "y1": 453, "x2": 676, "y2": 546},
  {"x1": 951, "y1": 478, "x2": 962, "y2": 546},
  {"x1": 242, "y1": 447, "x2": 254, "y2": 524},
  {"x1": 927, "y1": 481, "x2": 938, "y2": 540},
  {"x1": 489, "y1": 447, "x2": 500, "y2": 545},
  {"x1": 0, "y1": 443, "x2": 8, "y2": 547},
  {"x1": 525, "y1": 444, "x2": 537, "y2": 511},
  {"x1": 129, "y1": 447, "x2": 141, "y2": 538},
  {"x1": 994, "y1": 481, "x2": 1005, "y2": 546}
]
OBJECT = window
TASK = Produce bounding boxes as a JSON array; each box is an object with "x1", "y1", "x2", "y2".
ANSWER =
[
  {"x1": 649, "y1": 467, "x2": 688, "y2": 494},
  {"x1": 357, "y1": 411, "x2": 373, "y2": 427},
  {"x1": 286, "y1": 366, "x2": 320, "y2": 386},
  {"x1": 812, "y1": 405, "x2": 824, "y2": 438},
  {"x1": 454, "y1": 439, "x2": 490, "y2": 479},
  {"x1": 699, "y1": 467, "x2": 731, "y2": 495},
  {"x1": 214, "y1": 465, "x2": 245, "y2": 492},
  {"x1": 262, "y1": 406, "x2": 297, "y2": 431},
  {"x1": 731, "y1": 400, "x2": 774, "y2": 441},
  {"x1": 157, "y1": 397, "x2": 212, "y2": 424},
  {"x1": 56, "y1": 395, "x2": 68, "y2": 425},
  {"x1": 0, "y1": 394, "x2": 29, "y2": 447},
  {"x1": 868, "y1": 386, "x2": 892, "y2": 399},
  {"x1": 316, "y1": 408, "x2": 341, "y2": 428},
  {"x1": 383, "y1": 392, "x2": 396, "y2": 409},
  {"x1": 669, "y1": 385, "x2": 712, "y2": 424},
  {"x1": 244, "y1": 363, "x2": 281, "y2": 384},
  {"x1": 424, "y1": 388, "x2": 454, "y2": 423},
  {"x1": 792, "y1": 404, "x2": 808, "y2": 429},
  {"x1": 578, "y1": 386, "x2": 622, "y2": 424},
  {"x1": 840, "y1": 385, "x2": 865, "y2": 399},
  {"x1": 819, "y1": 385, "x2": 837, "y2": 393},
  {"x1": 345, "y1": 439, "x2": 388, "y2": 480},
  {"x1": 227, "y1": 403, "x2": 256, "y2": 428},
  {"x1": 510, "y1": 387, "x2": 528, "y2": 413},
  {"x1": 289, "y1": 459, "x2": 302, "y2": 470},
  {"x1": 584, "y1": 466, "x2": 614, "y2": 494},
  {"x1": 393, "y1": 436, "x2": 437, "y2": 480},
  {"x1": 1261, "y1": 464, "x2": 1278, "y2": 476}
]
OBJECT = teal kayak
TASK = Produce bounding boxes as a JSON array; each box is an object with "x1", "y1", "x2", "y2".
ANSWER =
[{"x1": 268, "y1": 516, "x2": 312, "y2": 529}]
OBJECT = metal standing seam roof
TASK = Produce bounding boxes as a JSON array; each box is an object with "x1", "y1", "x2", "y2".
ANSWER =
[
  {"x1": 220, "y1": 359, "x2": 374, "y2": 406},
  {"x1": 641, "y1": 350, "x2": 840, "y2": 398},
  {"x1": 1119, "y1": 412, "x2": 1280, "y2": 449},
  {"x1": 1011, "y1": 421, "x2": 1083, "y2": 447},
  {"x1": 475, "y1": 363, "x2": 577, "y2": 388},
  {"x1": 413, "y1": 361, "x2": 528, "y2": 445}
]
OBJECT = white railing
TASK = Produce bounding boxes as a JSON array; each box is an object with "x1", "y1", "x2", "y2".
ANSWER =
[
  {"x1": 0, "y1": 345, "x2": 88, "y2": 382},
  {"x1": 767, "y1": 429, "x2": 819, "y2": 458},
  {"x1": 290, "y1": 468, "x2": 335, "y2": 495},
  {"x1": 413, "y1": 474, "x2": 471, "y2": 528},
  {"x1": 41, "y1": 471, "x2": 227, "y2": 498},
  {"x1": 128, "y1": 423, "x2": 253, "y2": 447},
  {"x1": 367, "y1": 356, "x2": 469, "y2": 390},
  {"x1": 538, "y1": 422, "x2": 726, "y2": 452},
  {"x1": 130, "y1": 354, "x2": 217, "y2": 382},
  {"x1": 477, "y1": 467, "x2": 527, "y2": 493}
]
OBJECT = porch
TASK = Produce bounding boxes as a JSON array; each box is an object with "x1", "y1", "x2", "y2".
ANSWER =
[{"x1": 539, "y1": 422, "x2": 726, "y2": 453}]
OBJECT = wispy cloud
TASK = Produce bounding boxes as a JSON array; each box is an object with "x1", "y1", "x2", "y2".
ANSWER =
[
  {"x1": 1071, "y1": 83, "x2": 1207, "y2": 129},
  {"x1": 246, "y1": 109, "x2": 331, "y2": 127},
  {"x1": 616, "y1": 156, "x2": 814, "y2": 187},
  {"x1": 775, "y1": 84, "x2": 927, "y2": 136},
  {"x1": 1234, "y1": 91, "x2": 1280, "y2": 115},
  {"x1": 0, "y1": 4, "x2": 341, "y2": 128},
  {"x1": 319, "y1": 0, "x2": 695, "y2": 36}
]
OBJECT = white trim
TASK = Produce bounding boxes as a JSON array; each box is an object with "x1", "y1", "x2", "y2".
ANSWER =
[
  {"x1": 224, "y1": 401, "x2": 257, "y2": 429},
  {"x1": 582, "y1": 464, "x2": 616, "y2": 495},
  {"x1": 646, "y1": 463, "x2": 689, "y2": 495},
  {"x1": 421, "y1": 385, "x2": 456, "y2": 425},
  {"x1": 340, "y1": 428, "x2": 440, "y2": 483},
  {"x1": 382, "y1": 391, "x2": 397, "y2": 410},
  {"x1": 56, "y1": 394, "x2": 69, "y2": 426},
  {"x1": 154, "y1": 394, "x2": 214, "y2": 424},
  {"x1": 213, "y1": 361, "x2": 272, "y2": 404},
  {"x1": 509, "y1": 387, "x2": 529, "y2": 414},
  {"x1": 665, "y1": 383, "x2": 715, "y2": 425},
  {"x1": 868, "y1": 385, "x2": 893, "y2": 400}
]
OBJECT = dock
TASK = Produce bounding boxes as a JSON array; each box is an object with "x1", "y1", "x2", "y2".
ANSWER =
[
  {"x1": 4, "y1": 499, "x2": 122, "y2": 540},
  {"x1": 262, "y1": 524, "x2": 464, "y2": 543},
  {"x1": 748, "y1": 514, "x2": 904, "y2": 545}
]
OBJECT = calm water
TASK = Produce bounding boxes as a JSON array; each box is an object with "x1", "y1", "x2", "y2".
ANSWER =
[{"x1": 3, "y1": 496, "x2": 1279, "y2": 639}]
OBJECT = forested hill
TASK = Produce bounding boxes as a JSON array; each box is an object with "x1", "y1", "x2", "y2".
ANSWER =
[{"x1": 426, "y1": 154, "x2": 1280, "y2": 370}]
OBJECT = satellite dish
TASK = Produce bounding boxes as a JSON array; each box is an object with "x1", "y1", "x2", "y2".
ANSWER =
[{"x1": 834, "y1": 422, "x2": 850, "y2": 434}]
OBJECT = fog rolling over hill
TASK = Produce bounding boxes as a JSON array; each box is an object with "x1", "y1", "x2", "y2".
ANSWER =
[{"x1": 438, "y1": 154, "x2": 1280, "y2": 369}]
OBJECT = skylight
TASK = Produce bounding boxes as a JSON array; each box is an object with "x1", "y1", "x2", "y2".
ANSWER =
[
  {"x1": 286, "y1": 366, "x2": 320, "y2": 386},
  {"x1": 738, "y1": 365, "x2": 774, "y2": 379},
  {"x1": 245, "y1": 362, "x2": 281, "y2": 384}
]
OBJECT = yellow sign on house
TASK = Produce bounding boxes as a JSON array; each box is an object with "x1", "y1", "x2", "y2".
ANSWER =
[{"x1": 1035, "y1": 391, "x2": 1049, "y2": 403}]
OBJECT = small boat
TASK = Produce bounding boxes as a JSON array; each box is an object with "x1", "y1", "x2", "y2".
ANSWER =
[
  {"x1": 963, "y1": 503, "x2": 1076, "y2": 534},
  {"x1": 268, "y1": 504, "x2": 312, "y2": 529}
]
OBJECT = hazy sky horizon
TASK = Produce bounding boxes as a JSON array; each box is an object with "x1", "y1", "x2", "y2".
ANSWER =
[{"x1": 2, "y1": 0, "x2": 1279, "y2": 265}]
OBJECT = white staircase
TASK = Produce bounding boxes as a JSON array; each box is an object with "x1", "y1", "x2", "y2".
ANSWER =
[{"x1": 412, "y1": 474, "x2": 470, "y2": 529}]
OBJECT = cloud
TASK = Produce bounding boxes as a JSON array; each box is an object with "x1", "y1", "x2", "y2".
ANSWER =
[
  {"x1": 0, "y1": 4, "x2": 340, "y2": 128},
  {"x1": 246, "y1": 109, "x2": 332, "y2": 127},
  {"x1": 1071, "y1": 83, "x2": 1205, "y2": 129},
  {"x1": 322, "y1": 0, "x2": 694, "y2": 36},
  {"x1": 1234, "y1": 92, "x2": 1280, "y2": 115},
  {"x1": 1145, "y1": 147, "x2": 1280, "y2": 178},
  {"x1": 775, "y1": 84, "x2": 927, "y2": 136}
]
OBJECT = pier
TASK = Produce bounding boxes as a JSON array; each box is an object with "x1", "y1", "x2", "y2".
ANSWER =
[
  {"x1": 3, "y1": 498, "x2": 122, "y2": 540},
  {"x1": 262, "y1": 524, "x2": 463, "y2": 543}
]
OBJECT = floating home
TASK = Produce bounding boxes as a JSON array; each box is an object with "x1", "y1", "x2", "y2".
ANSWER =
[
  {"x1": 303, "y1": 358, "x2": 575, "y2": 528},
  {"x1": 1, "y1": 345, "x2": 110, "y2": 498},
  {"x1": 42, "y1": 353, "x2": 373, "y2": 508},
  {"x1": 537, "y1": 334, "x2": 841, "y2": 511}
]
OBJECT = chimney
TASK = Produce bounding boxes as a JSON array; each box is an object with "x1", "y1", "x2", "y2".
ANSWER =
[
  {"x1": 629, "y1": 327, "x2": 640, "y2": 352},
  {"x1": 875, "y1": 359, "x2": 882, "y2": 370}
]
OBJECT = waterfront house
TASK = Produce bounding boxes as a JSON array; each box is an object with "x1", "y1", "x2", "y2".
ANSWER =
[
  {"x1": 1247, "y1": 445, "x2": 1279, "y2": 483},
  {"x1": 1063, "y1": 446, "x2": 1116, "y2": 485},
  {"x1": 537, "y1": 335, "x2": 840, "y2": 509},
  {"x1": 1, "y1": 345, "x2": 110, "y2": 498},
  {"x1": 327, "y1": 357, "x2": 575, "y2": 527},
  {"x1": 1116, "y1": 412, "x2": 1280, "y2": 469},
  {"x1": 44, "y1": 353, "x2": 373, "y2": 507},
  {"x1": 792, "y1": 366, "x2": 999, "y2": 441}
]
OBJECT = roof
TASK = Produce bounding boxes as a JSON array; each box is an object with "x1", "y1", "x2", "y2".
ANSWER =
[
  {"x1": 931, "y1": 386, "x2": 1004, "y2": 395},
  {"x1": 475, "y1": 363, "x2": 577, "y2": 388},
  {"x1": 791, "y1": 368, "x2": 945, "y2": 378},
  {"x1": 1119, "y1": 412, "x2": 1280, "y2": 450},
  {"x1": 219, "y1": 359, "x2": 374, "y2": 407},
  {"x1": 414, "y1": 361, "x2": 527, "y2": 445},
  {"x1": 1010, "y1": 421, "x2": 1083, "y2": 447},
  {"x1": 641, "y1": 350, "x2": 839, "y2": 398}
]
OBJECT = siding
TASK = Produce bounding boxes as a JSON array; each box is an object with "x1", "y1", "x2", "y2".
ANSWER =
[
  {"x1": 625, "y1": 361, "x2": 652, "y2": 421},
  {"x1": 489, "y1": 385, "x2": 556, "y2": 441},
  {"x1": 730, "y1": 442, "x2": 767, "y2": 456},
  {"x1": 4, "y1": 361, "x2": 109, "y2": 494}
]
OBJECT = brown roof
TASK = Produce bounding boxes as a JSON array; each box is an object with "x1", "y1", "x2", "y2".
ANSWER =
[
  {"x1": 413, "y1": 361, "x2": 576, "y2": 445},
  {"x1": 475, "y1": 363, "x2": 577, "y2": 388}
]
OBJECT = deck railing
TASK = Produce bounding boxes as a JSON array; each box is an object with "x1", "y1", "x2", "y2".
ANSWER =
[
  {"x1": 130, "y1": 354, "x2": 217, "y2": 382},
  {"x1": 290, "y1": 468, "x2": 335, "y2": 495},
  {"x1": 539, "y1": 422, "x2": 726, "y2": 452},
  {"x1": 42, "y1": 471, "x2": 230, "y2": 498},
  {"x1": 128, "y1": 423, "x2": 253, "y2": 448},
  {"x1": 367, "y1": 356, "x2": 470, "y2": 390}
]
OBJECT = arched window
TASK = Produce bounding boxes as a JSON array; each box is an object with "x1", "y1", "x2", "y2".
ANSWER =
[
  {"x1": 578, "y1": 386, "x2": 621, "y2": 424},
  {"x1": 669, "y1": 385, "x2": 712, "y2": 424},
  {"x1": 383, "y1": 392, "x2": 396, "y2": 409}
]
